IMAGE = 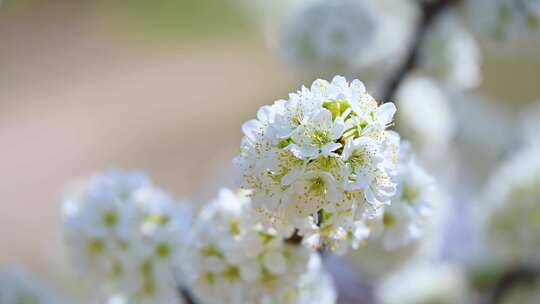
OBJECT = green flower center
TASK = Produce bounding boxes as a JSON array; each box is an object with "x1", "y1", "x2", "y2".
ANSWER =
[
  {"x1": 102, "y1": 211, "x2": 118, "y2": 227},
  {"x1": 383, "y1": 212, "x2": 396, "y2": 227},
  {"x1": 323, "y1": 99, "x2": 350, "y2": 120},
  {"x1": 88, "y1": 239, "x2": 105, "y2": 254}
]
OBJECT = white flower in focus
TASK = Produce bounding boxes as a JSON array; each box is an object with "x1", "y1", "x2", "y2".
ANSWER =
[
  {"x1": 376, "y1": 261, "x2": 469, "y2": 304},
  {"x1": 234, "y1": 76, "x2": 401, "y2": 252},
  {"x1": 186, "y1": 188, "x2": 335, "y2": 304},
  {"x1": 62, "y1": 170, "x2": 192, "y2": 304},
  {"x1": 481, "y1": 144, "x2": 540, "y2": 263},
  {"x1": 288, "y1": 108, "x2": 345, "y2": 159},
  {"x1": 464, "y1": 0, "x2": 540, "y2": 43},
  {"x1": 279, "y1": 0, "x2": 416, "y2": 74},
  {"x1": 419, "y1": 12, "x2": 482, "y2": 90},
  {"x1": 396, "y1": 74, "x2": 456, "y2": 162},
  {"x1": 0, "y1": 268, "x2": 58, "y2": 304}
]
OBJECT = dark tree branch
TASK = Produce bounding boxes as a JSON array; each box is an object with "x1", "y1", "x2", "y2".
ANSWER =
[
  {"x1": 179, "y1": 287, "x2": 198, "y2": 304},
  {"x1": 381, "y1": 0, "x2": 463, "y2": 102},
  {"x1": 487, "y1": 265, "x2": 539, "y2": 304}
]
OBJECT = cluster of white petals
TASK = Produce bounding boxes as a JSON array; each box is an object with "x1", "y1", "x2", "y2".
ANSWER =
[
  {"x1": 0, "y1": 268, "x2": 58, "y2": 304},
  {"x1": 185, "y1": 188, "x2": 336, "y2": 304},
  {"x1": 464, "y1": 0, "x2": 540, "y2": 43},
  {"x1": 481, "y1": 144, "x2": 540, "y2": 263},
  {"x1": 279, "y1": 0, "x2": 415, "y2": 73},
  {"x1": 346, "y1": 143, "x2": 444, "y2": 278},
  {"x1": 419, "y1": 12, "x2": 482, "y2": 90},
  {"x1": 62, "y1": 170, "x2": 192, "y2": 304},
  {"x1": 234, "y1": 76, "x2": 400, "y2": 251},
  {"x1": 368, "y1": 143, "x2": 435, "y2": 250},
  {"x1": 376, "y1": 261, "x2": 469, "y2": 304}
]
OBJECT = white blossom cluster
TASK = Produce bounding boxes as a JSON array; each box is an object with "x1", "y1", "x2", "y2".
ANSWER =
[
  {"x1": 376, "y1": 261, "x2": 469, "y2": 304},
  {"x1": 234, "y1": 76, "x2": 401, "y2": 251},
  {"x1": 367, "y1": 143, "x2": 435, "y2": 250},
  {"x1": 419, "y1": 11, "x2": 482, "y2": 90},
  {"x1": 346, "y1": 143, "x2": 444, "y2": 278},
  {"x1": 185, "y1": 188, "x2": 336, "y2": 304},
  {"x1": 62, "y1": 170, "x2": 192, "y2": 304},
  {"x1": 464, "y1": 0, "x2": 540, "y2": 42},
  {"x1": 279, "y1": 0, "x2": 415, "y2": 74},
  {"x1": 481, "y1": 144, "x2": 540, "y2": 263},
  {"x1": 0, "y1": 268, "x2": 58, "y2": 304}
]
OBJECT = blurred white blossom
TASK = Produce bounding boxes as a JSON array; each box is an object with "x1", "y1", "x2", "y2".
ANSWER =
[
  {"x1": 464, "y1": 0, "x2": 540, "y2": 43},
  {"x1": 396, "y1": 74, "x2": 456, "y2": 162},
  {"x1": 481, "y1": 144, "x2": 540, "y2": 263},
  {"x1": 376, "y1": 261, "x2": 469, "y2": 304},
  {"x1": 279, "y1": 0, "x2": 416, "y2": 74},
  {"x1": 419, "y1": 11, "x2": 482, "y2": 90},
  {"x1": 234, "y1": 76, "x2": 402, "y2": 251},
  {"x1": 185, "y1": 188, "x2": 336, "y2": 304},
  {"x1": 0, "y1": 268, "x2": 59, "y2": 304},
  {"x1": 62, "y1": 170, "x2": 192, "y2": 304},
  {"x1": 519, "y1": 101, "x2": 540, "y2": 146},
  {"x1": 452, "y1": 94, "x2": 515, "y2": 184},
  {"x1": 346, "y1": 144, "x2": 448, "y2": 278},
  {"x1": 368, "y1": 143, "x2": 435, "y2": 250}
]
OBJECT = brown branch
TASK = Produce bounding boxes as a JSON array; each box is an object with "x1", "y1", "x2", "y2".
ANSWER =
[
  {"x1": 381, "y1": 0, "x2": 463, "y2": 103},
  {"x1": 487, "y1": 265, "x2": 539, "y2": 304}
]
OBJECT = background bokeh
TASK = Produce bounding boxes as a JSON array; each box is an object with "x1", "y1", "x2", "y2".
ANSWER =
[{"x1": 1, "y1": 0, "x2": 540, "y2": 295}]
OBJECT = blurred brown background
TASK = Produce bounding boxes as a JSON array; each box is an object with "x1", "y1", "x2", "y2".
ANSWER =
[{"x1": 0, "y1": 0, "x2": 539, "y2": 285}]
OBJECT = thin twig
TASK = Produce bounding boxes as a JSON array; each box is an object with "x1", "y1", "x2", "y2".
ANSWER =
[
  {"x1": 178, "y1": 287, "x2": 198, "y2": 304},
  {"x1": 487, "y1": 265, "x2": 539, "y2": 304},
  {"x1": 381, "y1": 0, "x2": 463, "y2": 102}
]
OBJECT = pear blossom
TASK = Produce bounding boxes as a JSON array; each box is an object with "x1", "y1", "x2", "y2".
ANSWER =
[
  {"x1": 234, "y1": 76, "x2": 402, "y2": 251},
  {"x1": 185, "y1": 188, "x2": 336, "y2": 304},
  {"x1": 464, "y1": 0, "x2": 540, "y2": 43},
  {"x1": 367, "y1": 143, "x2": 435, "y2": 250},
  {"x1": 62, "y1": 170, "x2": 192, "y2": 304},
  {"x1": 346, "y1": 144, "x2": 446, "y2": 278},
  {"x1": 419, "y1": 12, "x2": 482, "y2": 90},
  {"x1": 294, "y1": 266, "x2": 337, "y2": 304},
  {"x1": 0, "y1": 268, "x2": 59, "y2": 304},
  {"x1": 481, "y1": 144, "x2": 540, "y2": 263},
  {"x1": 279, "y1": 0, "x2": 416, "y2": 74},
  {"x1": 376, "y1": 261, "x2": 470, "y2": 304},
  {"x1": 452, "y1": 93, "x2": 515, "y2": 183},
  {"x1": 396, "y1": 75, "x2": 456, "y2": 162},
  {"x1": 519, "y1": 102, "x2": 540, "y2": 146}
]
